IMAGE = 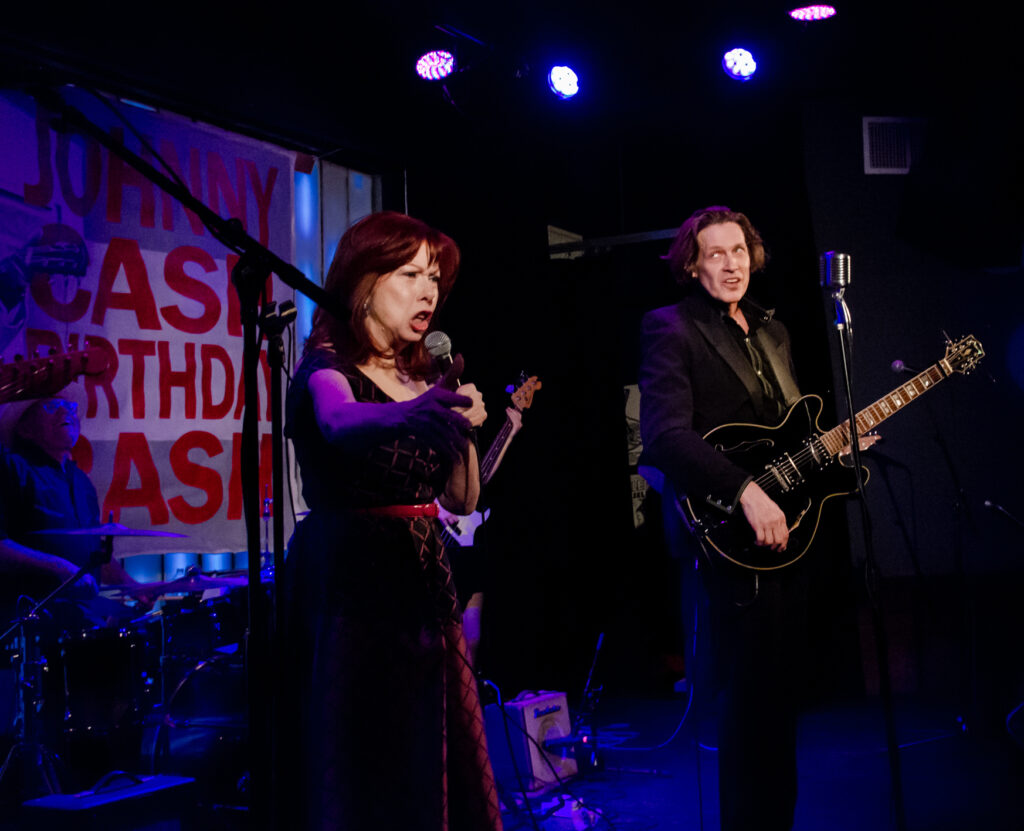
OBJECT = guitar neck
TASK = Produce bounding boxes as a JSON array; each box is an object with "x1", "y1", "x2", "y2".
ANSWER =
[
  {"x1": 820, "y1": 360, "x2": 950, "y2": 456},
  {"x1": 479, "y1": 416, "x2": 516, "y2": 485},
  {"x1": 0, "y1": 348, "x2": 108, "y2": 405}
]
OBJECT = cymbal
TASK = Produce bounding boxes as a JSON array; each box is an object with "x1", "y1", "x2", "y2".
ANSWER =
[
  {"x1": 29, "y1": 522, "x2": 187, "y2": 538},
  {"x1": 103, "y1": 572, "x2": 247, "y2": 597}
]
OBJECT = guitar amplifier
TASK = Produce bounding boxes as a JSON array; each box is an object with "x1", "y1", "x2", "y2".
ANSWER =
[{"x1": 484, "y1": 691, "x2": 578, "y2": 792}]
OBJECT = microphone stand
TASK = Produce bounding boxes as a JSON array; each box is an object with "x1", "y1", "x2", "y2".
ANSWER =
[
  {"x1": 985, "y1": 499, "x2": 1024, "y2": 530},
  {"x1": 822, "y1": 254, "x2": 907, "y2": 831},
  {"x1": 28, "y1": 85, "x2": 344, "y2": 831}
]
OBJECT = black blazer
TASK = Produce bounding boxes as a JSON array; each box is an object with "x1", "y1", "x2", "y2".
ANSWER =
[{"x1": 638, "y1": 289, "x2": 801, "y2": 512}]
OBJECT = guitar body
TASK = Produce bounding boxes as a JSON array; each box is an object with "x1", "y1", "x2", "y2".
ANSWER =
[
  {"x1": 679, "y1": 335, "x2": 983, "y2": 571},
  {"x1": 435, "y1": 374, "x2": 540, "y2": 547},
  {"x1": 441, "y1": 508, "x2": 490, "y2": 548},
  {"x1": 681, "y1": 396, "x2": 864, "y2": 571}
]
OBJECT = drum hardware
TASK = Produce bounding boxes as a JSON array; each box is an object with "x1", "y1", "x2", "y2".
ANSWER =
[
  {"x1": 0, "y1": 616, "x2": 63, "y2": 807},
  {"x1": 0, "y1": 545, "x2": 115, "y2": 803},
  {"x1": 147, "y1": 653, "x2": 247, "y2": 807},
  {"x1": 0, "y1": 527, "x2": 182, "y2": 803},
  {"x1": 3, "y1": 556, "x2": 269, "y2": 806},
  {"x1": 262, "y1": 485, "x2": 272, "y2": 567}
]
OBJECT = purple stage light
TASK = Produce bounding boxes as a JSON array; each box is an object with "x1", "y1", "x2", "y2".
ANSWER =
[
  {"x1": 548, "y1": 65, "x2": 579, "y2": 99},
  {"x1": 416, "y1": 50, "x2": 455, "y2": 81},
  {"x1": 722, "y1": 48, "x2": 757, "y2": 81},
  {"x1": 789, "y1": 5, "x2": 837, "y2": 21}
]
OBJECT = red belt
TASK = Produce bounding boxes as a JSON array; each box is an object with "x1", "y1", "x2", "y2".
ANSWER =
[{"x1": 355, "y1": 503, "x2": 439, "y2": 518}]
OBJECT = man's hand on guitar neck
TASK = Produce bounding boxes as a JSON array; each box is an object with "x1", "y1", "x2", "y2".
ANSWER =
[{"x1": 739, "y1": 481, "x2": 789, "y2": 552}]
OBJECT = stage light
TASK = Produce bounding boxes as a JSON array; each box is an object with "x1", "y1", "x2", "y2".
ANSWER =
[
  {"x1": 789, "y1": 4, "x2": 837, "y2": 21},
  {"x1": 416, "y1": 50, "x2": 456, "y2": 81},
  {"x1": 547, "y1": 65, "x2": 579, "y2": 99},
  {"x1": 722, "y1": 48, "x2": 757, "y2": 81}
]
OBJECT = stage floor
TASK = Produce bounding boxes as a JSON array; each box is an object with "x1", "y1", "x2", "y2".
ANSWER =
[
  {"x1": 499, "y1": 694, "x2": 1024, "y2": 831},
  {"x1": 4, "y1": 691, "x2": 1022, "y2": 829}
]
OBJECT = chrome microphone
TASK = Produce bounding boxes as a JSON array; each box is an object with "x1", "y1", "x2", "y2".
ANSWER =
[
  {"x1": 819, "y1": 251, "x2": 852, "y2": 291},
  {"x1": 424, "y1": 330, "x2": 459, "y2": 385}
]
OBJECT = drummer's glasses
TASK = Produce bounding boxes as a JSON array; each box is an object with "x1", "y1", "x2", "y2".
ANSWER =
[{"x1": 41, "y1": 399, "x2": 79, "y2": 415}]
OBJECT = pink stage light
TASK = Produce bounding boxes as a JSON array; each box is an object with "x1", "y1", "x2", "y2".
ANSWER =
[
  {"x1": 789, "y1": 5, "x2": 837, "y2": 21},
  {"x1": 415, "y1": 50, "x2": 455, "y2": 81}
]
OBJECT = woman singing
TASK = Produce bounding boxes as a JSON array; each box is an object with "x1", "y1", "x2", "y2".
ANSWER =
[{"x1": 283, "y1": 211, "x2": 503, "y2": 829}]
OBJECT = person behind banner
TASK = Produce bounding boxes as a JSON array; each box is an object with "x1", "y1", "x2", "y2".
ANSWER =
[
  {"x1": 638, "y1": 206, "x2": 809, "y2": 831},
  {"x1": 0, "y1": 387, "x2": 143, "y2": 629},
  {"x1": 283, "y1": 210, "x2": 503, "y2": 830}
]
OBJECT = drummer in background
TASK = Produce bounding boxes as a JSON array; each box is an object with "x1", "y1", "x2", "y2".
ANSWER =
[{"x1": 0, "y1": 385, "x2": 144, "y2": 626}]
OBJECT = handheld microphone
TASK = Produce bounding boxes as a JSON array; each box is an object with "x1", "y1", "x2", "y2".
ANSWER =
[{"x1": 424, "y1": 330, "x2": 460, "y2": 385}]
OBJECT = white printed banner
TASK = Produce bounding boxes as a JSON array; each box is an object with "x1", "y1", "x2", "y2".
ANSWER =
[{"x1": 0, "y1": 89, "x2": 296, "y2": 553}]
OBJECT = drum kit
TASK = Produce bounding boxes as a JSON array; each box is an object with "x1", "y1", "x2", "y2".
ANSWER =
[{"x1": 0, "y1": 521, "x2": 263, "y2": 807}]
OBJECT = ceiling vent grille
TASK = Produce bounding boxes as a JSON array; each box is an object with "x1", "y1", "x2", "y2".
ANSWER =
[{"x1": 862, "y1": 116, "x2": 923, "y2": 175}]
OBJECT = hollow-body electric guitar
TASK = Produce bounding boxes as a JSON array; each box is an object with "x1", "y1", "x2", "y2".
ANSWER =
[{"x1": 679, "y1": 335, "x2": 984, "y2": 571}]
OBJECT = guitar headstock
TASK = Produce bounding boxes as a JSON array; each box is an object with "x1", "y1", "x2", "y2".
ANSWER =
[
  {"x1": 509, "y1": 375, "x2": 542, "y2": 412},
  {"x1": 0, "y1": 347, "x2": 109, "y2": 405},
  {"x1": 943, "y1": 335, "x2": 985, "y2": 375}
]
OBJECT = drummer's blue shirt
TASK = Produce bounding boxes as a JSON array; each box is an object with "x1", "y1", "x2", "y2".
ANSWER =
[{"x1": 0, "y1": 437, "x2": 100, "y2": 575}]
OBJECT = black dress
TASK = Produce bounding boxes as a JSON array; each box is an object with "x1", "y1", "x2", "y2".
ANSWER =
[{"x1": 283, "y1": 349, "x2": 503, "y2": 830}]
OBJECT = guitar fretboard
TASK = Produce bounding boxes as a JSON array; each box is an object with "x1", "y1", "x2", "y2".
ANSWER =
[
  {"x1": 480, "y1": 418, "x2": 514, "y2": 485},
  {"x1": 820, "y1": 362, "x2": 948, "y2": 456}
]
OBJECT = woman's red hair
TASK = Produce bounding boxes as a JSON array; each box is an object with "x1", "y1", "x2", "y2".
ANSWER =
[{"x1": 305, "y1": 211, "x2": 460, "y2": 379}]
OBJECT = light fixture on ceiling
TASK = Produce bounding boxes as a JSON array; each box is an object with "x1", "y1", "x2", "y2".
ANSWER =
[
  {"x1": 722, "y1": 48, "x2": 757, "y2": 81},
  {"x1": 788, "y1": 5, "x2": 837, "y2": 21},
  {"x1": 547, "y1": 65, "x2": 579, "y2": 99},
  {"x1": 415, "y1": 50, "x2": 456, "y2": 81}
]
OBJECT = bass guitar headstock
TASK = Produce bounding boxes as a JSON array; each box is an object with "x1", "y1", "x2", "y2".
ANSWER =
[
  {"x1": 509, "y1": 373, "x2": 542, "y2": 413},
  {"x1": 0, "y1": 347, "x2": 109, "y2": 405}
]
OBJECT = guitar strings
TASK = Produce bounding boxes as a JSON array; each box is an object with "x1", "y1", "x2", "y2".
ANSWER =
[
  {"x1": 742, "y1": 350, "x2": 972, "y2": 498},
  {"x1": 753, "y1": 371, "x2": 940, "y2": 496}
]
